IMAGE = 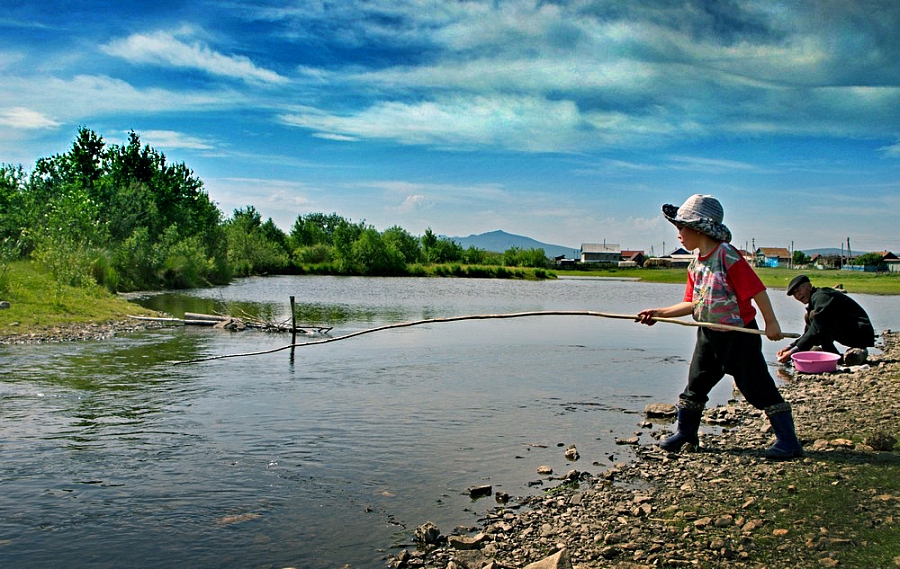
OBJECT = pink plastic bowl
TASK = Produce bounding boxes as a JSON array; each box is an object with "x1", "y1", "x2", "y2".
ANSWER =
[{"x1": 791, "y1": 351, "x2": 840, "y2": 373}]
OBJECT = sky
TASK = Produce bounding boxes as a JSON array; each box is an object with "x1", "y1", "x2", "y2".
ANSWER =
[{"x1": 2, "y1": 0, "x2": 899, "y2": 255}]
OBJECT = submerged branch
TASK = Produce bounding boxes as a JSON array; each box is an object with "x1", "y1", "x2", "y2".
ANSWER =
[{"x1": 171, "y1": 310, "x2": 799, "y2": 365}]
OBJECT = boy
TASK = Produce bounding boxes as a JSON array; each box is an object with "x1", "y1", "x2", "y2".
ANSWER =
[{"x1": 636, "y1": 194, "x2": 802, "y2": 460}]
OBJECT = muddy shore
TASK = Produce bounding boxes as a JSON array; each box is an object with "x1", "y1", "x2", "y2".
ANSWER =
[{"x1": 391, "y1": 332, "x2": 900, "y2": 569}]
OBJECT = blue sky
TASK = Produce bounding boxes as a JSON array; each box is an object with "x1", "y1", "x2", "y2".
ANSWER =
[{"x1": 2, "y1": 1, "x2": 899, "y2": 255}]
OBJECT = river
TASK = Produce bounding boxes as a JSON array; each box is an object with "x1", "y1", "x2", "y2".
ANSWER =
[{"x1": 1, "y1": 275, "x2": 896, "y2": 569}]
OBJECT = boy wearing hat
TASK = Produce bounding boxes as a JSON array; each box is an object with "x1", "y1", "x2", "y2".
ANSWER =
[
  {"x1": 777, "y1": 274, "x2": 875, "y2": 365},
  {"x1": 636, "y1": 194, "x2": 802, "y2": 460}
]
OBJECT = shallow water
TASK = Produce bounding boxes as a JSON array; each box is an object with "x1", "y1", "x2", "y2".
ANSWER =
[{"x1": 1, "y1": 275, "x2": 896, "y2": 568}]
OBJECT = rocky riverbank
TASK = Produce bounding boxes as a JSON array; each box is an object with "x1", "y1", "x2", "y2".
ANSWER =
[
  {"x1": 390, "y1": 332, "x2": 900, "y2": 569},
  {"x1": 0, "y1": 318, "x2": 167, "y2": 345}
]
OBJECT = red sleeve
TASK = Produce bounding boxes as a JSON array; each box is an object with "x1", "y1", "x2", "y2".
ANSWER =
[
  {"x1": 683, "y1": 270, "x2": 694, "y2": 302},
  {"x1": 726, "y1": 256, "x2": 765, "y2": 302},
  {"x1": 725, "y1": 256, "x2": 766, "y2": 323}
]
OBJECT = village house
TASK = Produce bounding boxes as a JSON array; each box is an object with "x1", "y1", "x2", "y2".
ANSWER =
[
  {"x1": 879, "y1": 251, "x2": 900, "y2": 273},
  {"x1": 619, "y1": 250, "x2": 646, "y2": 268},
  {"x1": 755, "y1": 247, "x2": 792, "y2": 268},
  {"x1": 811, "y1": 253, "x2": 842, "y2": 269},
  {"x1": 580, "y1": 243, "x2": 620, "y2": 264}
]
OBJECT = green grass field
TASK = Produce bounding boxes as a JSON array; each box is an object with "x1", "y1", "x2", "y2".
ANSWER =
[{"x1": 555, "y1": 266, "x2": 900, "y2": 295}]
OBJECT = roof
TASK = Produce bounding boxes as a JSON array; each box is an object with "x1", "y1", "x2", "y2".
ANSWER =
[
  {"x1": 757, "y1": 247, "x2": 791, "y2": 258},
  {"x1": 621, "y1": 250, "x2": 644, "y2": 258},
  {"x1": 581, "y1": 243, "x2": 620, "y2": 253}
]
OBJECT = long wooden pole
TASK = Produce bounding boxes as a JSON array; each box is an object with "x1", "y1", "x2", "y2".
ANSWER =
[{"x1": 172, "y1": 310, "x2": 799, "y2": 365}]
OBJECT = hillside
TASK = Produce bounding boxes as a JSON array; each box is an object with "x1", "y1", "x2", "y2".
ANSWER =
[{"x1": 446, "y1": 230, "x2": 578, "y2": 258}]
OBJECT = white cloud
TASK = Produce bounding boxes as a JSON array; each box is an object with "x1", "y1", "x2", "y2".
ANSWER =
[
  {"x1": 395, "y1": 194, "x2": 428, "y2": 213},
  {"x1": 101, "y1": 30, "x2": 288, "y2": 85},
  {"x1": 280, "y1": 95, "x2": 590, "y2": 152},
  {"x1": 0, "y1": 107, "x2": 60, "y2": 129},
  {"x1": 0, "y1": 74, "x2": 245, "y2": 123},
  {"x1": 139, "y1": 130, "x2": 215, "y2": 150}
]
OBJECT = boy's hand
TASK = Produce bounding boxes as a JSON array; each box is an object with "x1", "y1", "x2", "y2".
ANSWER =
[
  {"x1": 765, "y1": 320, "x2": 784, "y2": 341},
  {"x1": 636, "y1": 309, "x2": 657, "y2": 325}
]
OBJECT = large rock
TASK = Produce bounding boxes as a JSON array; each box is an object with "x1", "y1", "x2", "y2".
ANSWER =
[
  {"x1": 644, "y1": 403, "x2": 676, "y2": 418},
  {"x1": 523, "y1": 548, "x2": 572, "y2": 569},
  {"x1": 414, "y1": 522, "x2": 442, "y2": 545}
]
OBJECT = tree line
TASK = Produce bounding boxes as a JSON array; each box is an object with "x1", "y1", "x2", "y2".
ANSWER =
[{"x1": 0, "y1": 128, "x2": 551, "y2": 293}]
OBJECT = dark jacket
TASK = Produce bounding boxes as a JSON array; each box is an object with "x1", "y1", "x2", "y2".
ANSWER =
[{"x1": 790, "y1": 287, "x2": 875, "y2": 352}]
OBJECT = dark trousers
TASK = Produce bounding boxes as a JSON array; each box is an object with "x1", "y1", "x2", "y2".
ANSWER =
[{"x1": 681, "y1": 321, "x2": 785, "y2": 410}]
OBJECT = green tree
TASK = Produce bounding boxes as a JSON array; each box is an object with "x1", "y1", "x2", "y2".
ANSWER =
[
  {"x1": 793, "y1": 250, "x2": 810, "y2": 266},
  {"x1": 290, "y1": 212, "x2": 347, "y2": 247},
  {"x1": 348, "y1": 227, "x2": 407, "y2": 275},
  {"x1": 0, "y1": 164, "x2": 26, "y2": 242},
  {"x1": 332, "y1": 218, "x2": 366, "y2": 272},
  {"x1": 854, "y1": 252, "x2": 886, "y2": 269},
  {"x1": 421, "y1": 228, "x2": 463, "y2": 263},
  {"x1": 224, "y1": 206, "x2": 289, "y2": 276},
  {"x1": 382, "y1": 225, "x2": 421, "y2": 264}
]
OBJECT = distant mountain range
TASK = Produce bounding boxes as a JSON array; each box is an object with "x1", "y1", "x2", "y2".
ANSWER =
[
  {"x1": 446, "y1": 230, "x2": 578, "y2": 258},
  {"x1": 444, "y1": 231, "x2": 873, "y2": 259},
  {"x1": 800, "y1": 248, "x2": 871, "y2": 257}
]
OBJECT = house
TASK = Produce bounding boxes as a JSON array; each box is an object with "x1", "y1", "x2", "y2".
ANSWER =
[
  {"x1": 756, "y1": 247, "x2": 792, "y2": 268},
  {"x1": 877, "y1": 251, "x2": 900, "y2": 273},
  {"x1": 811, "y1": 253, "x2": 842, "y2": 269},
  {"x1": 620, "y1": 250, "x2": 646, "y2": 267},
  {"x1": 580, "y1": 243, "x2": 620, "y2": 264},
  {"x1": 655, "y1": 247, "x2": 695, "y2": 269},
  {"x1": 737, "y1": 249, "x2": 755, "y2": 265}
]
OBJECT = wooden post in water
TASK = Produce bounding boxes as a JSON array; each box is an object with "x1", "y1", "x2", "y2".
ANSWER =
[
  {"x1": 290, "y1": 296, "x2": 297, "y2": 344},
  {"x1": 289, "y1": 296, "x2": 297, "y2": 363}
]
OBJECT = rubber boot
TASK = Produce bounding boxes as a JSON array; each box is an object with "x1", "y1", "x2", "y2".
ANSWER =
[
  {"x1": 659, "y1": 403, "x2": 702, "y2": 452},
  {"x1": 765, "y1": 406, "x2": 804, "y2": 460}
]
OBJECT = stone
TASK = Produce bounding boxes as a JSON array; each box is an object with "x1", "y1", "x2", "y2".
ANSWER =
[
  {"x1": 0, "y1": 301, "x2": 10, "y2": 309},
  {"x1": 414, "y1": 522, "x2": 442, "y2": 545},
  {"x1": 644, "y1": 403, "x2": 677, "y2": 418},
  {"x1": 843, "y1": 347, "x2": 868, "y2": 366},
  {"x1": 448, "y1": 533, "x2": 488, "y2": 550},
  {"x1": 468, "y1": 485, "x2": 492, "y2": 499},
  {"x1": 537, "y1": 465, "x2": 553, "y2": 475},
  {"x1": 523, "y1": 548, "x2": 573, "y2": 569}
]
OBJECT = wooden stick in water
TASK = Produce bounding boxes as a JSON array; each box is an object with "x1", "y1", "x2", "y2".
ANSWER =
[{"x1": 172, "y1": 310, "x2": 799, "y2": 364}]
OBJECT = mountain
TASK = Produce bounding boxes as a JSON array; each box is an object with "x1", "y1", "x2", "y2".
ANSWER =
[
  {"x1": 801, "y1": 248, "x2": 871, "y2": 257},
  {"x1": 446, "y1": 230, "x2": 579, "y2": 259}
]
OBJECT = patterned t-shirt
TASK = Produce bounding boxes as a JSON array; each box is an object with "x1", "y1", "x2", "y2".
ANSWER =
[{"x1": 682, "y1": 242, "x2": 766, "y2": 326}]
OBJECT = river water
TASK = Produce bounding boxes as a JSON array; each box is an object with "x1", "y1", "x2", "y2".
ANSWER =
[{"x1": 1, "y1": 275, "x2": 896, "y2": 569}]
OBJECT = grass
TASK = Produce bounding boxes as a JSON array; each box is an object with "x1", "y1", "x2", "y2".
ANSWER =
[
  {"x1": 0, "y1": 260, "x2": 157, "y2": 336},
  {"x1": 755, "y1": 457, "x2": 900, "y2": 567},
  {"x1": 555, "y1": 266, "x2": 900, "y2": 295}
]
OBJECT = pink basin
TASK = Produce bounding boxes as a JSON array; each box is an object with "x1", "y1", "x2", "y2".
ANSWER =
[{"x1": 791, "y1": 351, "x2": 840, "y2": 373}]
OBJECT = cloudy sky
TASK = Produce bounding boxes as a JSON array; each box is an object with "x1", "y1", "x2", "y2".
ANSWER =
[{"x1": 2, "y1": 0, "x2": 899, "y2": 254}]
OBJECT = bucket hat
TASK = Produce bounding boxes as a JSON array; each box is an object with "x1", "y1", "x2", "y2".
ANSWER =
[{"x1": 662, "y1": 194, "x2": 732, "y2": 242}]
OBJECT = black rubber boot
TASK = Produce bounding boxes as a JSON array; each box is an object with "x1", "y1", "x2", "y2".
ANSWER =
[
  {"x1": 659, "y1": 403, "x2": 702, "y2": 452},
  {"x1": 765, "y1": 405, "x2": 804, "y2": 460}
]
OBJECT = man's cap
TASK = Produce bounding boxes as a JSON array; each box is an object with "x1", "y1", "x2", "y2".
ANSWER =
[{"x1": 787, "y1": 274, "x2": 810, "y2": 295}]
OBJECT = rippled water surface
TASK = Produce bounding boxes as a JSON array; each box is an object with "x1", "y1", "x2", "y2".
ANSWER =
[{"x1": 2, "y1": 276, "x2": 896, "y2": 568}]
